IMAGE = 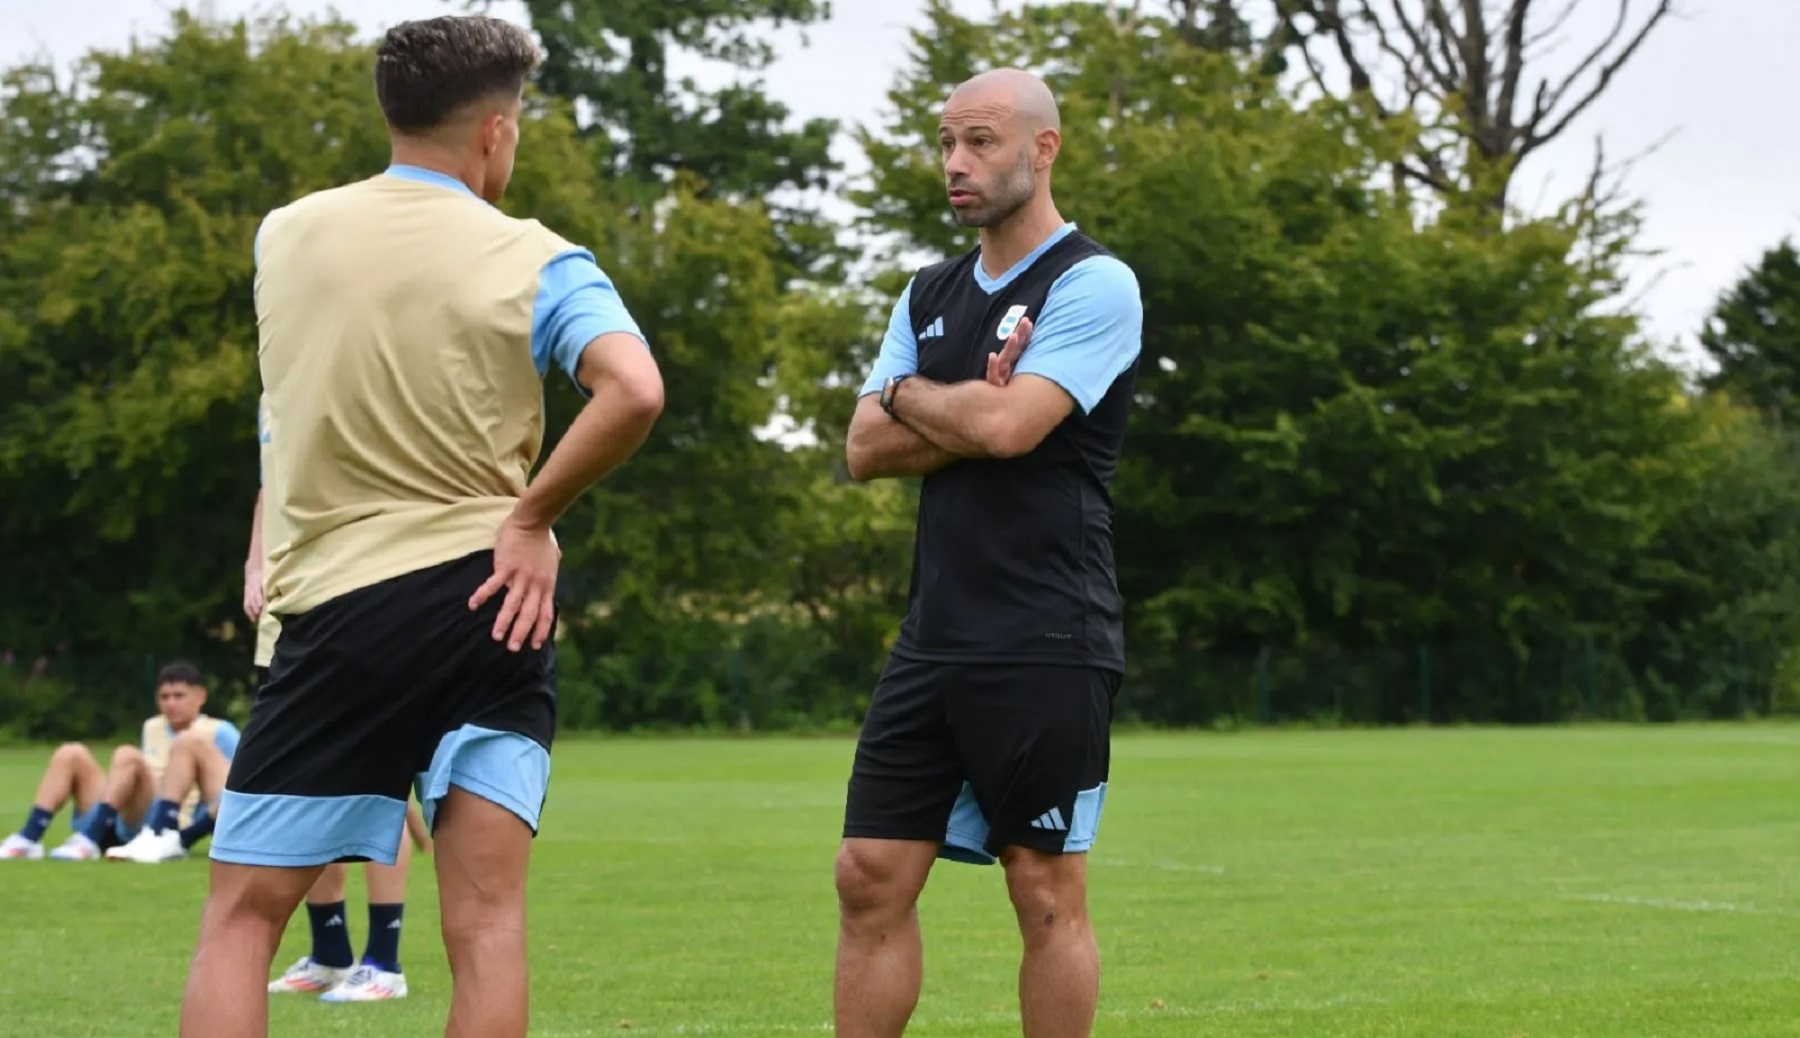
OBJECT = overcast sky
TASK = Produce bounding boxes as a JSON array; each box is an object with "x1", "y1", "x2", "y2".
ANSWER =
[{"x1": 2, "y1": 0, "x2": 1792, "y2": 369}]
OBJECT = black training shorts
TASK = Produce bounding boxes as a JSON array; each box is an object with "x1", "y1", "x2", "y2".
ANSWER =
[
  {"x1": 842, "y1": 656, "x2": 1119, "y2": 865},
  {"x1": 212, "y1": 550, "x2": 557, "y2": 867}
]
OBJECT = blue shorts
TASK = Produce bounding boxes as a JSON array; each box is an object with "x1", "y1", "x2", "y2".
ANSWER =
[
  {"x1": 70, "y1": 806, "x2": 139, "y2": 849},
  {"x1": 210, "y1": 551, "x2": 556, "y2": 868}
]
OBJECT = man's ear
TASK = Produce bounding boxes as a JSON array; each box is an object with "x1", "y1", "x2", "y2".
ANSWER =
[{"x1": 1036, "y1": 127, "x2": 1061, "y2": 169}]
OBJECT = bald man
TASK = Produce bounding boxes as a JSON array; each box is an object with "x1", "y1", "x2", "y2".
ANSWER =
[{"x1": 836, "y1": 69, "x2": 1143, "y2": 1038}]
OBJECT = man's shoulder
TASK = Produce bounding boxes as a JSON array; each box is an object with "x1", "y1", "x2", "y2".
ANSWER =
[
  {"x1": 1051, "y1": 250, "x2": 1141, "y2": 301},
  {"x1": 257, "y1": 176, "x2": 384, "y2": 243},
  {"x1": 465, "y1": 209, "x2": 586, "y2": 274},
  {"x1": 266, "y1": 175, "x2": 382, "y2": 217}
]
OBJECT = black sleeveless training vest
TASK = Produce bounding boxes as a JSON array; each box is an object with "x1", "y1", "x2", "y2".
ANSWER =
[{"x1": 892, "y1": 229, "x2": 1136, "y2": 673}]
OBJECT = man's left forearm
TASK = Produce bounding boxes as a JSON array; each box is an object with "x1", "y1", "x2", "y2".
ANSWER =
[{"x1": 890, "y1": 377, "x2": 1015, "y2": 457}]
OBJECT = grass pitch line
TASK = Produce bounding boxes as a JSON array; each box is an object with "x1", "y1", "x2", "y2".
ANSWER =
[{"x1": 1573, "y1": 893, "x2": 1800, "y2": 918}]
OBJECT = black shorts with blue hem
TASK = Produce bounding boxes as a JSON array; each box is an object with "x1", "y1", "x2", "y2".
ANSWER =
[
  {"x1": 213, "y1": 550, "x2": 555, "y2": 868},
  {"x1": 842, "y1": 656, "x2": 1118, "y2": 866}
]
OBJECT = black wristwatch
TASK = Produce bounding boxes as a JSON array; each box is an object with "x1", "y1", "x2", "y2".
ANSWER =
[{"x1": 879, "y1": 374, "x2": 911, "y2": 417}]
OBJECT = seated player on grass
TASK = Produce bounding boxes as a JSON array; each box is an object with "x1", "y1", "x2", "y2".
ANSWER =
[
  {"x1": 104, "y1": 706, "x2": 249, "y2": 863},
  {"x1": 1, "y1": 661, "x2": 240, "y2": 861}
]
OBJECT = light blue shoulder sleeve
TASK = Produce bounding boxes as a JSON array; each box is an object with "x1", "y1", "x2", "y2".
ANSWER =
[
  {"x1": 214, "y1": 721, "x2": 242, "y2": 759},
  {"x1": 531, "y1": 248, "x2": 649, "y2": 396},
  {"x1": 859, "y1": 278, "x2": 919, "y2": 398},
  {"x1": 1011, "y1": 256, "x2": 1143, "y2": 414}
]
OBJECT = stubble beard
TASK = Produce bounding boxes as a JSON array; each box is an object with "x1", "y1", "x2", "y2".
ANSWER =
[{"x1": 952, "y1": 147, "x2": 1036, "y2": 229}]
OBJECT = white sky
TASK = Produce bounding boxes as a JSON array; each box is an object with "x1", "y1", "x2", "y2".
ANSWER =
[{"x1": 2, "y1": 0, "x2": 1793, "y2": 369}]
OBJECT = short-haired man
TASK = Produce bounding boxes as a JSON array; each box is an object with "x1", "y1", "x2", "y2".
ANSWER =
[
  {"x1": 1, "y1": 662, "x2": 239, "y2": 861},
  {"x1": 836, "y1": 69, "x2": 1143, "y2": 1038},
  {"x1": 178, "y1": 15, "x2": 664, "y2": 1038}
]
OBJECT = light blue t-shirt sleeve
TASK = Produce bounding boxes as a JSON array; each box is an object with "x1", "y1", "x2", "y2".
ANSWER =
[
  {"x1": 859, "y1": 278, "x2": 919, "y2": 397},
  {"x1": 214, "y1": 721, "x2": 242, "y2": 759},
  {"x1": 531, "y1": 248, "x2": 648, "y2": 396},
  {"x1": 1012, "y1": 256, "x2": 1144, "y2": 414}
]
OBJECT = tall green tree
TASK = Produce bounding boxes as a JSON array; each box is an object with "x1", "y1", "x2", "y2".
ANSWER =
[
  {"x1": 1699, "y1": 239, "x2": 1800, "y2": 426},
  {"x1": 514, "y1": 0, "x2": 844, "y2": 277}
]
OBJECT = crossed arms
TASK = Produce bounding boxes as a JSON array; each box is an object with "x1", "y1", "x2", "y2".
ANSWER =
[
  {"x1": 845, "y1": 256, "x2": 1144, "y2": 482},
  {"x1": 844, "y1": 361, "x2": 1077, "y2": 480}
]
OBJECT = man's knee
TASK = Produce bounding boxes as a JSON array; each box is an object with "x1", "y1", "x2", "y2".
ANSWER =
[
  {"x1": 49, "y1": 742, "x2": 95, "y2": 769},
  {"x1": 1002, "y1": 849, "x2": 1088, "y2": 937},
  {"x1": 204, "y1": 864, "x2": 317, "y2": 934},
  {"x1": 108, "y1": 744, "x2": 144, "y2": 767},
  {"x1": 172, "y1": 729, "x2": 223, "y2": 761},
  {"x1": 834, "y1": 839, "x2": 927, "y2": 919}
]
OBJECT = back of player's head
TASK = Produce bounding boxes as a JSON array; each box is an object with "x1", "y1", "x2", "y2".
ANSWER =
[
  {"x1": 374, "y1": 15, "x2": 541, "y2": 136},
  {"x1": 156, "y1": 660, "x2": 205, "y2": 689}
]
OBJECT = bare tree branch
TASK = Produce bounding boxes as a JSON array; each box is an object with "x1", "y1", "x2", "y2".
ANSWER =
[
  {"x1": 1524, "y1": 0, "x2": 1581, "y2": 50},
  {"x1": 1265, "y1": 0, "x2": 1677, "y2": 213},
  {"x1": 1381, "y1": 0, "x2": 1461, "y2": 93},
  {"x1": 1523, "y1": 0, "x2": 1676, "y2": 156},
  {"x1": 1494, "y1": 0, "x2": 1532, "y2": 139}
]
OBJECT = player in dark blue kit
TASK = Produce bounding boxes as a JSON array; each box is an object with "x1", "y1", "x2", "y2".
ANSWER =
[{"x1": 836, "y1": 68, "x2": 1144, "y2": 1038}]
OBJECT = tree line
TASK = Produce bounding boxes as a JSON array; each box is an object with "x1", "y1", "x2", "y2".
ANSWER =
[{"x1": 3, "y1": 0, "x2": 1798, "y2": 738}]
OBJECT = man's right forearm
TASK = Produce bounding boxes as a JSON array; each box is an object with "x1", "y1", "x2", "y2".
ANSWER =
[
  {"x1": 847, "y1": 418, "x2": 961, "y2": 481},
  {"x1": 511, "y1": 378, "x2": 665, "y2": 531}
]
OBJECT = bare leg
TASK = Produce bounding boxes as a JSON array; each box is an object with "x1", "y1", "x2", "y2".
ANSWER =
[
  {"x1": 365, "y1": 831, "x2": 412, "y2": 902},
  {"x1": 435, "y1": 787, "x2": 534, "y2": 1038},
  {"x1": 157, "y1": 732, "x2": 231, "y2": 806},
  {"x1": 101, "y1": 745, "x2": 157, "y2": 829},
  {"x1": 305, "y1": 863, "x2": 349, "y2": 905},
  {"x1": 1002, "y1": 849, "x2": 1099, "y2": 1038},
  {"x1": 179, "y1": 862, "x2": 324, "y2": 1038},
  {"x1": 30, "y1": 743, "x2": 106, "y2": 815},
  {"x1": 833, "y1": 838, "x2": 939, "y2": 1038}
]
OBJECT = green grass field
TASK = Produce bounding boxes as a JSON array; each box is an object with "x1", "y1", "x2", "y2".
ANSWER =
[{"x1": 5, "y1": 725, "x2": 1800, "y2": 1036}]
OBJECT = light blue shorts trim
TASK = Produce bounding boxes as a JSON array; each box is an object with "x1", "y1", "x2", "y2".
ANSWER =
[
  {"x1": 415, "y1": 724, "x2": 551, "y2": 834},
  {"x1": 941, "y1": 782, "x2": 996, "y2": 865},
  {"x1": 210, "y1": 792, "x2": 408, "y2": 867},
  {"x1": 937, "y1": 781, "x2": 1110, "y2": 866}
]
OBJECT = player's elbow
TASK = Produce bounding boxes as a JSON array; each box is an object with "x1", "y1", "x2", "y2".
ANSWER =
[
  {"x1": 627, "y1": 371, "x2": 666, "y2": 424},
  {"x1": 612, "y1": 365, "x2": 665, "y2": 430},
  {"x1": 980, "y1": 416, "x2": 1046, "y2": 459},
  {"x1": 844, "y1": 432, "x2": 878, "y2": 482}
]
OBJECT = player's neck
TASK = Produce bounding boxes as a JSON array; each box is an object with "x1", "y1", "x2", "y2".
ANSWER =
[
  {"x1": 388, "y1": 141, "x2": 480, "y2": 196},
  {"x1": 977, "y1": 198, "x2": 1067, "y2": 280}
]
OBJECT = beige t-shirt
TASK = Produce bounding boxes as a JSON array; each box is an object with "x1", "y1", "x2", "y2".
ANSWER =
[{"x1": 254, "y1": 172, "x2": 582, "y2": 616}]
